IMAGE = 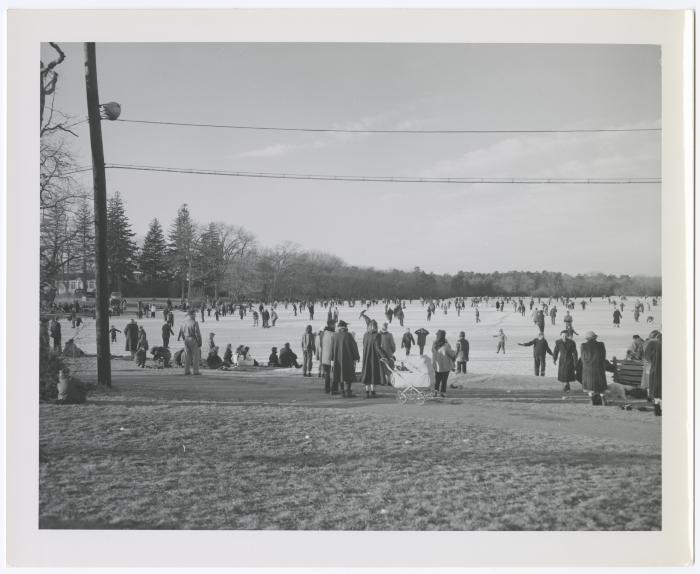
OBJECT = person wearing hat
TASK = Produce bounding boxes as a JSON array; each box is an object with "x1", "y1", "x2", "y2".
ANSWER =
[
  {"x1": 644, "y1": 330, "x2": 662, "y2": 416},
  {"x1": 317, "y1": 321, "x2": 336, "y2": 393},
  {"x1": 518, "y1": 331, "x2": 553, "y2": 376},
  {"x1": 178, "y1": 309, "x2": 202, "y2": 375},
  {"x1": 124, "y1": 318, "x2": 139, "y2": 359},
  {"x1": 580, "y1": 331, "x2": 607, "y2": 405},
  {"x1": 553, "y1": 330, "x2": 578, "y2": 392},
  {"x1": 331, "y1": 320, "x2": 360, "y2": 398},
  {"x1": 268, "y1": 346, "x2": 280, "y2": 367},
  {"x1": 279, "y1": 342, "x2": 302, "y2": 368}
]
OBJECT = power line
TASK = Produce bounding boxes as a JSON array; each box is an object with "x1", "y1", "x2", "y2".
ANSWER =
[
  {"x1": 113, "y1": 118, "x2": 661, "y2": 135},
  {"x1": 102, "y1": 163, "x2": 661, "y2": 185}
]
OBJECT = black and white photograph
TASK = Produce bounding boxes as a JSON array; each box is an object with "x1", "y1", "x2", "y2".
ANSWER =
[
  {"x1": 37, "y1": 39, "x2": 667, "y2": 531},
  {"x1": 5, "y1": 7, "x2": 694, "y2": 568}
]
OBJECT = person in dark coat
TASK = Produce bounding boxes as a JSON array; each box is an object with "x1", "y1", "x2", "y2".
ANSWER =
[
  {"x1": 162, "y1": 321, "x2": 175, "y2": 348},
  {"x1": 124, "y1": 319, "x2": 139, "y2": 359},
  {"x1": 136, "y1": 326, "x2": 149, "y2": 367},
  {"x1": 50, "y1": 318, "x2": 62, "y2": 353},
  {"x1": 518, "y1": 332, "x2": 553, "y2": 376},
  {"x1": 223, "y1": 344, "x2": 233, "y2": 367},
  {"x1": 612, "y1": 308, "x2": 622, "y2": 327},
  {"x1": 361, "y1": 320, "x2": 388, "y2": 398},
  {"x1": 279, "y1": 343, "x2": 302, "y2": 368},
  {"x1": 535, "y1": 310, "x2": 546, "y2": 333},
  {"x1": 552, "y1": 330, "x2": 578, "y2": 392},
  {"x1": 414, "y1": 327, "x2": 430, "y2": 355},
  {"x1": 331, "y1": 320, "x2": 360, "y2": 398},
  {"x1": 644, "y1": 330, "x2": 662, "y2": 415},
  {"x1": 580, "y1": 330, "x2": 608, "y2": 404},
  {"x1": 401, "y1": 328, "x2": 415, "y2": 356},
  {"x1": 268, "y1": 347, "x2": 281, "y2": 367}
]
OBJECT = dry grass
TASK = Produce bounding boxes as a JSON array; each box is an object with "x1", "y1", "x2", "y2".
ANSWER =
[{"x1": 40, "y1": 385, "x2": 660, "y2": 530}]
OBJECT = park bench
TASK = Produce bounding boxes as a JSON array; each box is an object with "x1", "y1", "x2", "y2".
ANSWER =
[{"x1": 610, "y1": 357, "x2": 648, "y2": 398}]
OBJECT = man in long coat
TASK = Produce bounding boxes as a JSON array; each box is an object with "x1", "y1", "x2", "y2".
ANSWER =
[
  {"x1": 379, "y1": 323, "x2": 397, "y2": 381},
  {"x1": 552, "y1": 330, "x2": 578, "y2": 392},
  {"x1": 580, "y1": 330, "x2": 607, "y2": 404},
  {"x1": 361, "y1": 320, "x2": 389, "y2": 398},
  {"x1": 124, "y1": 319, "x2": 139, "y2": 359},
  {"x1": 331, "y1": 320, "x2": 360, "y2": 398},
  {"x1": 644, "y1": 330, "x2": 662, "y2": 416}
]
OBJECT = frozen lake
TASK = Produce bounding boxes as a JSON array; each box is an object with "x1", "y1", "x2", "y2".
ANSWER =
[{"x1": 62, "y1": 297, "x2": 661, "y2": 378}]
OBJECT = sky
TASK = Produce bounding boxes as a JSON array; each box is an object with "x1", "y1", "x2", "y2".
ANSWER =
[{"x1": 41, "y1": 42, "x2": 662, "y2": 276}]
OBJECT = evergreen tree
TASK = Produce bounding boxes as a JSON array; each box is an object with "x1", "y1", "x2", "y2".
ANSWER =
[
  {"x1": 193, "y1": 222, "x2": 224, "y2": 297},
  {"x1": 70, "y1": 199, "x2": 95, "y2": 291},
  {"x1": 168, "y1": 204, "x2": 196, "y2": 300},
  {"x1": 106, "y1": 191, "x2": 137, "y2": 291},
  {"x1": 139, "y1": 218, "x2": 170, "y2": 288}
]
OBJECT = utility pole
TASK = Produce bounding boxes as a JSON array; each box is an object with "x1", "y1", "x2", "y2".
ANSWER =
[{"x1": 84, "y1": 42, "x2": 111, "y2": 387}]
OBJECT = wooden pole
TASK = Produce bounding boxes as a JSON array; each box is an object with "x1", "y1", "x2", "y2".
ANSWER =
[{"x1": 84, "y1": 42, "x2": 111, "y2": 387}]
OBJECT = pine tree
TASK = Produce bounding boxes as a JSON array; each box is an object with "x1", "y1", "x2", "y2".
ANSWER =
[
  {"x1": 193, "y1": 222, "x2": 224, "y2": 298},
  {"x1": 106, "y1": 191, "x2": 137, "y2": 292},
  {"x1": 139, "y1": 218, "x2": 170, "y2": 288},
  {"x1": 71, "y1": 199, "x2": 95, "y2": 292},
  {"x1": 168, "y1": 204, "x2": 196, "y2": 300}
]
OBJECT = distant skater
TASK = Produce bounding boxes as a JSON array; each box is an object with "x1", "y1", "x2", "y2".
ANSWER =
[{"x1": 494, "y1": 329, "x2": 507, "y2": 354}]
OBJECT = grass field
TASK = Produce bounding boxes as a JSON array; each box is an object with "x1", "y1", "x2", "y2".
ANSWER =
[{"x1": 39, "y1": 365, "x2": 661, "y2": 530}]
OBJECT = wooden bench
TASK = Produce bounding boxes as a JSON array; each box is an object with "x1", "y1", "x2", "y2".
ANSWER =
[{"x1": 611, "y1": 357, "x2": 644, "y2": 386}]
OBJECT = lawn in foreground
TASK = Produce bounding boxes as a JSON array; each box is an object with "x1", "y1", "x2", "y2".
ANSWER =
[{"x1": 39, "y1": 371, "x2": 661, "y2": 530}]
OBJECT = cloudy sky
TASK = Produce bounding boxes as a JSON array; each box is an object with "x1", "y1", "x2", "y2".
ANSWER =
[{"x1": 42, "y1": 42, "x2": 661, "y2": 275}]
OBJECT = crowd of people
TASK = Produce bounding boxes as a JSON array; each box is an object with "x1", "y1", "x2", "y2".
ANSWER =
[{"x1": 43, "y1": 294, "x2": 663, "y2": 414}]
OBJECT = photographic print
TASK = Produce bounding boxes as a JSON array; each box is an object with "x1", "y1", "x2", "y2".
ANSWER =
[
  {"x1": 36, "y1": 40, "x2": 667, "y2": 533},
  {"x1": 35, "y1": 39, "x2": 671, "y2": 533}
]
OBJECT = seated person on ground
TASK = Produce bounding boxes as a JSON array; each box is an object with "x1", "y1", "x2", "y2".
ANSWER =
[
  {"x1": 236, "y1": 345, "x2": 258, "y2": 367},
  {"x1": 223, "y1": 344, "x2": 233, "y2": 367},
  {"x1": 268, "y1": 346, "x2": 280, "y2": 367},
  {"x1": 279, "y1": 342, "x2": 302, "y2": 368},
  {"x1": 207, "y1": 346, "x2": 223, "y2": 369},
  {"x1": 173, "y1": 348, "x2": 184, "y2": 367}
]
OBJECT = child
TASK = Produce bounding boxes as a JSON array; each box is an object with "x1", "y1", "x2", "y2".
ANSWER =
[
  {"x1": 252, "y1": 310, "x2": 259, "y2": 327},
  {"x1": 109, "y1": 325, "x2": 121, "y2": 343},
  {"x1": 455, "y1": 331, "x2": 470, "y2": 373},
  {"x1": 268, "y1": 346, "x2": 280, "y2": 367},
  {"x1": 494, "y1": 329, "x2": 507, "y2": 354},
  {"x1": 223, "y1": 343, "x2": 233, "y2": 367}
]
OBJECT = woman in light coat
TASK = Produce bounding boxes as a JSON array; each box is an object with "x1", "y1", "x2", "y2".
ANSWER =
[{"x1": 431, "y1": 329, "x2": 456, "y2": 397}]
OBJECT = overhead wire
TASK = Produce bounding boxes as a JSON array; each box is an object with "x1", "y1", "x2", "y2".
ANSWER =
[
  {"x1": 112, "y1": 118, "x2": 661, "y2": 135},
  {"x1": 98, "y1": 163, "x2": 660, "y2": 185}
]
